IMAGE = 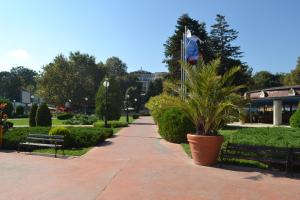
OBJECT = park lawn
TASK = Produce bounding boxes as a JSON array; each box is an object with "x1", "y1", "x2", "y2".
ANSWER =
[
  {"x1": 181, "y1": 126, "x2": 300, "y2": 169},
  {"x1": 9, "y1": 118, "x2": 65, "y2": 126}
]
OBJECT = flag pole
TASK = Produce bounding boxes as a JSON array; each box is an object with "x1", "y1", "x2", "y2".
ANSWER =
[
  {"x1": 183, "y1": 26, "x2": 187, "y2": 100},
  {"x1": 181, "y1": 39, "x2": 183, "y2": 100}
]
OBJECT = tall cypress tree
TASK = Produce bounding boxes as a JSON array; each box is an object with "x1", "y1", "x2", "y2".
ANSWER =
[{"x1": 164, "y1": 14, "x2": 213, "y2": 79}]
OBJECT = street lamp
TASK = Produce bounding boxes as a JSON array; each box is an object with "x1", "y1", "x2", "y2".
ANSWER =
[
  {"x1": 125, "y1": 94, "x2": 130, "y2": 123},
  {"x1": 84, "y1": 97, "x2": 88, "y2": 115},
  {"x1": 13, "y1": 100, "x2": 16, "y2": 115},
  {"x1": 134, "y1": 98, "x2": 137, "y2": 113},
  {"x1": 103, "y1": 78, "x2": 110, "y2": 128}
]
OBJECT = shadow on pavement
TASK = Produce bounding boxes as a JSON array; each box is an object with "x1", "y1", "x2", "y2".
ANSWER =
[
  {"x1": 217, "y1": 163, "x2": 300, "y2": 180},
  {"x1": 131, "y1": 122, "x2": 156, "y2": 126}
]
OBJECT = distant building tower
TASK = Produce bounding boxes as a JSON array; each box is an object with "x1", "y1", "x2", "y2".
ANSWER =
[{"x1": 130, "y1": 68, "x2": 154, "y2": 93}]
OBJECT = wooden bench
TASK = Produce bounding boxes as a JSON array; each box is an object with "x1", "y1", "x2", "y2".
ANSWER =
[
  {"x1": 18, "y1": 134, "x2": 65, "y2": 157},
  {"x1": 220, "y1": 143, "x2": 292, "y2": 172}
]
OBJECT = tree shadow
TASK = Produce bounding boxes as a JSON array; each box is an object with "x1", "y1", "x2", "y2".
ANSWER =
[
  {"x1": 131, "y1": 122, "x2": 156, "y2": 126},
  {"x1": 216, "y1": 163, "x2": 300, "y2": 180}
]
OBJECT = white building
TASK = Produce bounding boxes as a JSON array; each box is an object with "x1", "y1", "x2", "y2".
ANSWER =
[{"x1": 130, "y1": 68, "x2": 167, "y2": 93}]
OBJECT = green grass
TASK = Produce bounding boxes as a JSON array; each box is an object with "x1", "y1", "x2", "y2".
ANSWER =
[
  {"x1": 181, "y1": 126, "x2": 300, "y2": 169},
  {"x1": 33, "y1": 147, "x2": 92, "y2": 156},
  {"x1": 8, "y1": 118, "x2": 66, "y2": 126}
]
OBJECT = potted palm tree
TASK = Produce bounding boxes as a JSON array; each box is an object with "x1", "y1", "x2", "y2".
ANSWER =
[{"x1": 166, "y1": 59, "x2": 244, "y2": 166}]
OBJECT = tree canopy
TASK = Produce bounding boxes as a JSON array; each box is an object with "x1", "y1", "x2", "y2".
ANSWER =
[
  {"x1": 37, "y1": 51, "x2": 105, "y2": 106},
  {"x1": 104, "y1": 56, "x2": 128, "y2": 78},
  {"x1": 163, "y1": 14, "x2": 212, "y2": 79},
  {"x1": 251, "y1": 71, "x2": 283, "y2": 90},
  {"x1": 283, "y1": 57, "x2": 300, "y2": 86}
]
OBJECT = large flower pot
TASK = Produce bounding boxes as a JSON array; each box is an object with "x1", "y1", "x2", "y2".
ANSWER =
[{"x1": 187, "y1": 134, "x2": 224, "y2": 166}]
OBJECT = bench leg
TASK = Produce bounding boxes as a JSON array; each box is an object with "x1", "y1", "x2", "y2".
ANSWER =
[
  {"x1": 17, "y1": 144, "x2": 21, "y2": 153},
  {"x1": 55, "y1": 146, "x2": 57, "y2": 158}
]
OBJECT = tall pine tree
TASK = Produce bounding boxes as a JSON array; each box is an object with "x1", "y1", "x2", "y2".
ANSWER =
[
  {"x1": 210, "y1": 14, "x2": 252, "y2": 90},
  {"x1": 164, "y1": 14, "x2": 213, "y2": 79}
]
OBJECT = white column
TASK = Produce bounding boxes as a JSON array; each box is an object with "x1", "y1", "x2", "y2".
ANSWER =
[{"x1": 273, "y1": 100, "x2": 282, "y2": 125}]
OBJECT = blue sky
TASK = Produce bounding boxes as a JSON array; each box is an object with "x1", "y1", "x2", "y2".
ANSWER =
[{"x1": 0, "y1": 0, "x2": 299, "y2": 74}]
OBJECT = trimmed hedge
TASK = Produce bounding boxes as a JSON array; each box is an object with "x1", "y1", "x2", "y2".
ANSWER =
[
  {"x1": 290, "y1": 110, "x2": 300, "y2": 128},
  {"x1": 29, "y1": 104, "x2": 38, "y2": 127},
  {"x1": 36, "y1": 103, "x2": 52, "y2": 127},
  {"x1": 94, "y1": 120, "x2": 128, "y2": 128},
  {"x1": 3, "y1": 127, "x2": 113, "y2": 150},
  {"x1": 158, "y1": 107, "x2": 195, "y2": 144},
  {"x1": 63, "y1": 114, "x2": 97, "y2": 125},
  {"x1": 57, "y1": 113, "x2": 74, "y2": 120},
  {"x1": 132, "y1": 114, "x2": 139, "y2": 119}
]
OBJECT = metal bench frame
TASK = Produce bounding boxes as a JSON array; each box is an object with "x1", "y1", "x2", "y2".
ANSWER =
[{"x1": 18, "y1": 134, "x2": 65, "y2": 157}]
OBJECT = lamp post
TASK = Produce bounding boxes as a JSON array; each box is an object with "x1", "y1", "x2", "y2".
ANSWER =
[
  {"x1": 103, "y1": 78, "x2": 110, "y2": 128},
  {"x1": 134, "y1": 98, "x2": 137, "y2": 113},
  {"x1": 13, "y1": 100, "x2": 16, "y2": 115},
  {"x1": 125, "y1": 94, "x2": 130, "y2": 123},
  {"x1": 84, "y1": 97, "x2": 88, "y2": 115}
]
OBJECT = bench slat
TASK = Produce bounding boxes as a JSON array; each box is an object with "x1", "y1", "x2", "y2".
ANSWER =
[
  {"x1": 19, "y1": 142, "x2": 62, "y2": 148},
  {"x1": 28, "y1": 134, "x2": 64, "y2": 139},
  {"x1": 26, "y1": 137, "x2": 64, "y2": 143}
]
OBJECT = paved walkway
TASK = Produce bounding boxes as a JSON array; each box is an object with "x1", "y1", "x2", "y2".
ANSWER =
[{"x1": 0, "y1": 117, "x2": 299, "y2": 200}]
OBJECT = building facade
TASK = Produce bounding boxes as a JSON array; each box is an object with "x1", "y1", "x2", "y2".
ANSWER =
[{"x1": 130, "y1": 69, "x2": 167, "y2": 93}]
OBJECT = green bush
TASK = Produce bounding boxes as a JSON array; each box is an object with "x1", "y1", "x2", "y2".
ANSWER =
[
  {"x1": 36, "y1": 103, "x2": 52, "y2": 127},
  {"x1": 94, "y1": 120, "x2": 128, "y2": 128},
  {"x1": 49, "y1": 127, "x2": 72, "y2": 148},
  {"x1": 67, "y1": 127, "x2": 113, "y2": 148},
  {"x1": 132, "y1": 114, "x2": 139, "y2": 119},
  {"x1": 158, "y1": 107, "x2": 195, "y2": 143},
  {"x1": 95, "y1": 77, "x2": 122, "y2": 121},
  {"x1": 29, "y1": 104, "x2": 38, "y2": 127},
  {"x1": 63, "y1": 114, "x2": 97, "y2": 125},
  {"x1": 3, "y1": 127, "x2": 113, "y2": 150},
  {"x1": 57, "y1": 113, "x2": 74, "y2": 120},
  {"x1": 3, "y1": 127, "x2": 50, "y2": 149},
  {"x1": 145, "y1": 94, "x2": 176, "y2": 123},
  {"x1": 16, "y1": 105, "x2": 24, "y2": 116},
  {"x1": 0, "y1": 98, "x2": 13, "y2": 117},
  {"x1": 290, "y1": 110, "x2": 300, "y2": 128}
]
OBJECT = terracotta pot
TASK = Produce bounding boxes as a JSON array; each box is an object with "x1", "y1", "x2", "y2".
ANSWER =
[{"x1": 187, "y1": 134, "x2": 224, "y2": 166}]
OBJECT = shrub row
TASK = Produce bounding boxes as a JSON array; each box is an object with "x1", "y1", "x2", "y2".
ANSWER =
[
  {"x1": 63, "y1": 114, "x2": 98, "y2": 125},
  {"x1": 94, "y1": 120, "x2": 128, "y2": 128},
  {"x1": 3, "y1": 127, "x2": 113, "y2": 150},
  {"x1": 57, "y1": 113, "x2": 74, "y2": 120}
]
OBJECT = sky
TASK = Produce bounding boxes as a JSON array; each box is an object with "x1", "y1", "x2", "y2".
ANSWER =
[{"x1": 0, "y1": 0, "x2": 299, "y2": 74}]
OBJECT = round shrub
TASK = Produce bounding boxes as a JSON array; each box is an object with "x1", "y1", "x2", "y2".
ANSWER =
[
  {"x1": 36, "y1": 103, "x2": 52, "y2": 127},
  {"x1": 290, "y1": 110, "x2": 300, "y2": 128},
  {"x1": 158, "y1": 107, "x2": 195, "y2": 143},
  {"x1": 49, "y1": 126, "x2": 72, "y2": 148},
  {"x1": 57, "y1": 112, "x2": 74, "y2": 120},
  {"x1": 132, "y1": 114, "x2": 139, "y2": 119},
  {"x1": 29, "y1": 104, "x2": 38, "y2": 127}
]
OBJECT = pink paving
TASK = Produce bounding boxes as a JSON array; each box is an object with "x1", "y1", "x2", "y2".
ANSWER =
[{"x1": 0, "y1": 116, "x2": 299, "y2": 200}]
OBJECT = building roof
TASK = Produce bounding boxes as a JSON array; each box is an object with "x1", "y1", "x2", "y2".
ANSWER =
[{"x1": 245, "y1": 85, "x2": 300, "y2": 100}]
